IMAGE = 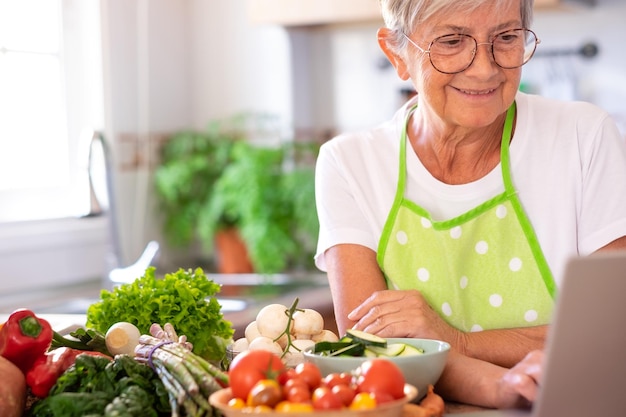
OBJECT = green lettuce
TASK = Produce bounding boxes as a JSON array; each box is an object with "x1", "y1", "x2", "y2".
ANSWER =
[{"x1": 86, "y1": 267, "x2": 234, "y2": 361}]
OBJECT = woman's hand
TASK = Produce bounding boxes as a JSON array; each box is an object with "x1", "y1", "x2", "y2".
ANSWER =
[
  {"x1": 495, "y1": 350, "x2": 544, "y2": 408},
  {"x1": 347, "y1": 289, "x2": 460, "y2": 343}
]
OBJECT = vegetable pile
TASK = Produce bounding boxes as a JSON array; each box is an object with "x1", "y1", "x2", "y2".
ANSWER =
[
  {"x1": 221, "y1": 349, "x2": 417, "y2": 412},
  {"x1": 28, "y1": 354, "x2": 170, "y2": 417},
  {"x1": 134, "y1": 323, "x2": 228, "y2": 416},
  {"x1": 230, "y1": 298, "x2": 339, "y2": 367},
  {"x1": 86, "y1": 267, "x2": 234, "y2": 361}
]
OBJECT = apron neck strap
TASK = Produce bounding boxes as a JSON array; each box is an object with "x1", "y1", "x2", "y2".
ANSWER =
[
  {"x1": 397, "y1": 101, "x2": 517, "y2": 198},
  {"x1": 500, "y1": 101, "x2": 517, "y2": 194}
]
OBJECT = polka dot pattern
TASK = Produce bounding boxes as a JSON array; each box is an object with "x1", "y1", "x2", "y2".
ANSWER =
[{"x1": 380, "y1": 199, "x2": 554, "y2": 332}]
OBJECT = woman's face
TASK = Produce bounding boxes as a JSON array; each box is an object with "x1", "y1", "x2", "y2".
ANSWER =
[{"x1": 397, "y1": 0, "x2": 523, "y2": 130}]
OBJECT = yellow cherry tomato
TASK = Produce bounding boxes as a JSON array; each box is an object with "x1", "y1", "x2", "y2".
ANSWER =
[
  {"x1": 275, "y1": 401, "x2": 315, "y2": 413},
  {"x1": 227, "y1": 397, "x2": 246, "y2": 409},
  {"x1": 349, "y1": 392, "x2": 377, "y2": 410},
  {"x1": 250, "y1": 405, "x2": 273, "y2": 413},
  {"x1": 247, "y1": 379, "x2": 283, "y2": 408}
]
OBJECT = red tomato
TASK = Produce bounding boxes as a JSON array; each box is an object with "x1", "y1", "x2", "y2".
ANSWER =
[
  {"x1": 276, "y1": 367, "x2": 298, "y2": 386},
  {"x1": 228, "y1": 350, "x2": 286, "y2": 400},
  {"x1": 331, "y1": 384, "x2": 356, "y2": 406},
  {"x1": 311, "y1": 386, "x2": 343, "y2": 410},
  {"x1": 323, "y1": 372, "x2": 354, "y2": 388},
  {"x1": 370, "y1": 390, "x2": 395, "y2": 404},
  {"x1": 282, "y1": 378, "x2": 311, "y2": 403},
  {"x1": 294, "y1": 362, "x2": 322, "y2": 390},
  {"x1": 355, "y1": 358, "x2": 405, "y2": 400}
]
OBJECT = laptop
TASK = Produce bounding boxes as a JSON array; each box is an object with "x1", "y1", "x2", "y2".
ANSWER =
[{"x1": 446, "y1": 251, "x2": 626, "y2": 417}]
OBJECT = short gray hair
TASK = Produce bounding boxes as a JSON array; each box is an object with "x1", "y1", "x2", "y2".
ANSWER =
[{"x1": 380, "y1": 0, "x2": 534, "y2": 51}]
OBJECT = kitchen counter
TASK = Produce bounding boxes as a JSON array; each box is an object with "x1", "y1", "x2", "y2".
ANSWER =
[{"x1": 1, "y1": 274, "x2": 488, "y2": 414}]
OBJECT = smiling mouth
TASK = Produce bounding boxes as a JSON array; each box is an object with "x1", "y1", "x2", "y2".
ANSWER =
[{"x1": 457, "y1": 87, "x2": 496, "y2": 95}]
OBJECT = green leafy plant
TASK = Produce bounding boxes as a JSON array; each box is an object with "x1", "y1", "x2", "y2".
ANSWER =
[
  {"x1": 154, "y1": 115, "x2": 320, "y2": 274},
  {"x1": 154, "y1": 124, "x2": 237, "y2": 248},
  {"x1": 86, "y1": 267, "x2": 234, "y2": 361}
]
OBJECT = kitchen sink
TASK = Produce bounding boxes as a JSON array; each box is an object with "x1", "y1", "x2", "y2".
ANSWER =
[{"x1": 6, "y1": 272, "x2": 327, "y2": 315}]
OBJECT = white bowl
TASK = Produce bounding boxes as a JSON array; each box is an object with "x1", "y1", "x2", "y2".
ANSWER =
[{"x1": 303, "y1": 338, "x2": 450, "y2": 401}]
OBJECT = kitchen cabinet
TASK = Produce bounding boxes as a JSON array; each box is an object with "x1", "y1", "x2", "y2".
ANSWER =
[{"x1": 248, "y1": 0, "x2": 570, "y2": 27}]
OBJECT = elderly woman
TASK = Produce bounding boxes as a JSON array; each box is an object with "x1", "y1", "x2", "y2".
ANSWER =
[{"x1": 314, "y1": 0, "x2": 626, "y2": 408}]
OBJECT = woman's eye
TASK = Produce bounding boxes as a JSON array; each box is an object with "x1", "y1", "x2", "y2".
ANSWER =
[
  {"x1": 435, "y1": 35, "x2": 467, "y2": 49},
  {"x1": 497, "y1": 31, "x2": 521, "y2": 44}
]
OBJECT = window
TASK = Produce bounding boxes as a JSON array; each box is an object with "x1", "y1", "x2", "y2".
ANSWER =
[
  {"x1": 0, "y1": 0, "x2": 103, "y2": 222},
  {"x1": 0, "y1": 0, "x2": 108, "y2": 295}
]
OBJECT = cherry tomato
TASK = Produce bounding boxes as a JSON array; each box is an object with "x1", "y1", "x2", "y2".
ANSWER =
[
  {"x1": 349, "y1": 392, "x2": 377, "y2": 410},
  {"x1": 247, "y1": 379, "x2": 283, "y2": 408},
  {"x1": 370, "y1": 390, "x2": 395, "y2": 404},
  {"x1": 275, "y1": 401, "x2": 315, "y2": 412},
  {"x1": 227, "y1": 397, "x2": 245, "y2": 409},
  {"x1": 283, "y1": 379, "x2": 312, "y2": 403},
  {"x1": 277, "y1": 367, "x2": 298, "y2": 386},
  {"x1": 228, "y1": 350, "x2": 286, "y2": 400},
  {"x1": 323, "y1": 372, "x2": 353, "y2": 388},
  {"x1": 355, "y1": 358, "x2": 405, "y2": 399},
  {"x1": 311, "y1": 386, "x2": 343, "y2": 410},
  {"x1": 250, "y1": 405, "x2": 273, "y2": 413},
  {"x1": 294, "y1": 362, "x2": 322, "y2": 390},
  {"x1": 331, "y1": 384, "x2": 356, "y2": 406}
]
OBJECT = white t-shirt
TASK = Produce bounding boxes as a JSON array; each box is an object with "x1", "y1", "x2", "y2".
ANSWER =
[{"x1": 315, "y1": 92, "x2": 626, "y2": 286}]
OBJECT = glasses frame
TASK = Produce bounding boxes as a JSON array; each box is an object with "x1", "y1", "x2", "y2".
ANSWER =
[{"x1": 403, "y1": 28, "x2": 540, "y2": 75}]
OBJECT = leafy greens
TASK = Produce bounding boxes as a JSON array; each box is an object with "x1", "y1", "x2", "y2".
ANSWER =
[
  {"x1": 86, "y1": 267, "x2": 234, "y2": 361},
  {"x1": 28, "y1": 354, "x2": 170, "y2": 417}
]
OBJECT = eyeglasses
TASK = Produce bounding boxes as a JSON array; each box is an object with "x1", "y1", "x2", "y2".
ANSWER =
[{"x1": 403, "y1": 28, "x2": 540, "y2": 74}]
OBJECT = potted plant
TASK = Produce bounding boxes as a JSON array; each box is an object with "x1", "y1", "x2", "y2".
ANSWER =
[{"x1": 154, "y1": 116, "x2": 319, "y2": 274}]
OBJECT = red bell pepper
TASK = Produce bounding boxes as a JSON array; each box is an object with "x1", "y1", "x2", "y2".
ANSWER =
[
  {"x1": 26, "y1": 347, "x2": 111, "y2": 398},
  {"x1": 0, "y1": 309, "x2": 53, "y2": 373}
]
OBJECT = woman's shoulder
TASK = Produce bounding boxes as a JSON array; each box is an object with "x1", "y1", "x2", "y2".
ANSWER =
[{"x1": 517, "y1": 91, "x2": 610, "y2": 120}]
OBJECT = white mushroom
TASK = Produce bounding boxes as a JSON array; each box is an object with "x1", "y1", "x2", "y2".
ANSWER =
[
  {"x1": 312, "y1": 329, "x2": 340, "y2": 343},
  {"x1": 283, "y1": 339, "x2": 316, "y2": 367},
  {"x1": 256, "y1": 304, "x2": 292, "y2": 340},
  {"x1": 105, "y1": 322, "x2": 141, "y2": 356},
  {"x1": 231, "y1": 337, "x2": 249, "y2": 353},
  {"x1": 248, "y1": 336, "x2": 283, "y2": 356},
  {"x1": 292, "y1": 308, "x2": 324, "y2": 339},
  {"x1": 245, "y1": 320, "x2": 262, "y2": 343},
  {"x1": 288, "y1": 338, "x2": 316, "y2": 353}
]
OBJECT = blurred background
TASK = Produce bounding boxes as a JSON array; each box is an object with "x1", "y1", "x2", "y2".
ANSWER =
[{"x1": 1, "y1": 0, "x2": 624, "y2": 305}]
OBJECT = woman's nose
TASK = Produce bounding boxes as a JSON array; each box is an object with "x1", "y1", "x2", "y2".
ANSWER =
[{"x1": 466, "y1": 42, "x2": 498, "y2": 74}]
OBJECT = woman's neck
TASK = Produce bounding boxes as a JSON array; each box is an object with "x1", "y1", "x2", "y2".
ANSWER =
[{"x1": 408, "y1": 112, "x2": 508, "y2": 185}]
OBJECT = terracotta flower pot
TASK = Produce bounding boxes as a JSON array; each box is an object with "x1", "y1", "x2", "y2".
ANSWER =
[{"x1": 214, "y1": 228, "x2": 254, "y2": 274}]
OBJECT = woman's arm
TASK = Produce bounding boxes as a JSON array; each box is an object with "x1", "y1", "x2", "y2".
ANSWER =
[
  {"x1": 325, "y1": 244, "x2": 547, "y2": 368},
  {"x1": 325, "y1": 243, "x2": 388, "y2": 335},
  {"x1": 436, "y1": 350, "x2": 544, "y2": 409}
]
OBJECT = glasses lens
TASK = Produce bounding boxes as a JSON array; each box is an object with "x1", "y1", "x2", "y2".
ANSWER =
[
  {"x1": 493, "y1": 29, "x2": 537, "y2": 69},
  {"x1": 429, "y1": 34, "x2": 476, "y2": 74},
  {"x1": 427, "y1": 29, "x2": 538, "y2": 74}
]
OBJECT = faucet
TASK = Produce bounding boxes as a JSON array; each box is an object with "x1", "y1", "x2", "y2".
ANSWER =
[{"x1": 87, "y1": 130, "x2": 160, "y2": 288}]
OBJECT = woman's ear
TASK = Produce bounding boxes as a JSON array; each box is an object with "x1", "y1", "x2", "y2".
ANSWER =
[{"x1": 377, "y1": 27, "x2": 411, "y2": 81}]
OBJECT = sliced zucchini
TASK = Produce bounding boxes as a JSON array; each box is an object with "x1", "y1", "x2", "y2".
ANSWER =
[
  {"x1": 398, "y1": 344, "x2": 425, "y2": 356},
  {"x1": 344, "y1": 329, "x2": 387, "y2": 348},
  {"x1": 312, "y1": 341, "x2": 350, "y2": 353},
  {"x1": 331, "y1": 343, "x2": 365, "y2": 357},
  {"x1": 364, "y1": 348, "x2": 378, "y2": 358},
  {"x1": 365, "y1": 342, "x2": 407, "y2": 357}
]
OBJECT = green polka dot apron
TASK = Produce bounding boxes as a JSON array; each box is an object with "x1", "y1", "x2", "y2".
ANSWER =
[{"x1": 377, "y1": 102, "x2": 557, "y2": 332}]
